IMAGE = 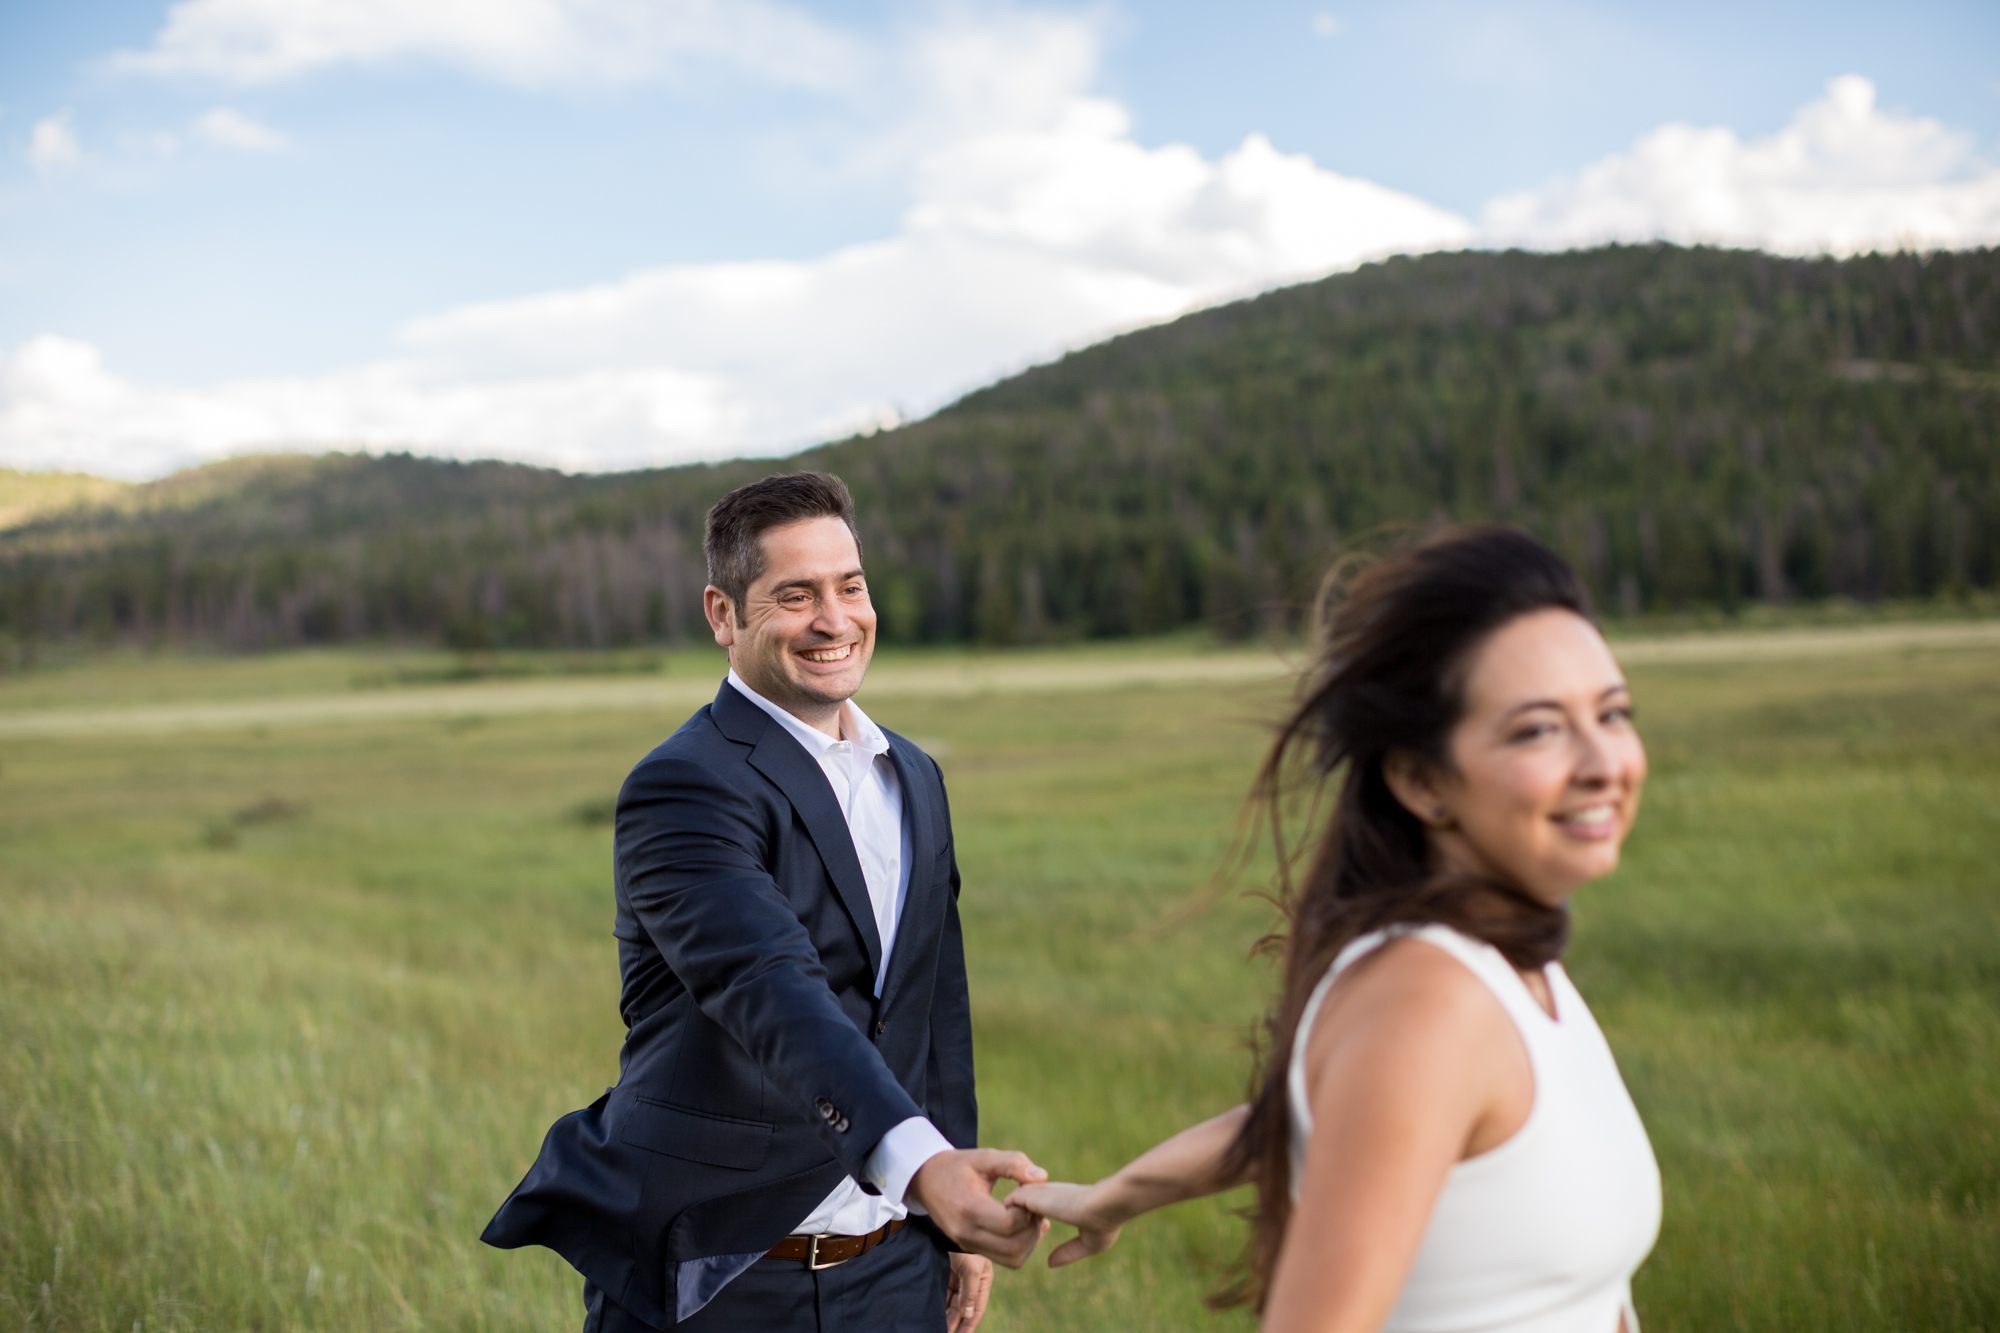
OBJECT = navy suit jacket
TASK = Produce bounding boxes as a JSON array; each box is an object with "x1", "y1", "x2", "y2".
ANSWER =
[{"x1": 482, "y1": 680, "x2": 977, "y2": 1327}]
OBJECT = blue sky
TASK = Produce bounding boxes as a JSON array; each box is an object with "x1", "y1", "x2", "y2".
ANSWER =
[{"x1": 3, "y1": 0, "x2": 1997, "y2": 478}]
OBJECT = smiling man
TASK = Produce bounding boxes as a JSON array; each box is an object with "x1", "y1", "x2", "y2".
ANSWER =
[{"x1": 483, "y1": 472, "x2": 1046, "y2": 1331}]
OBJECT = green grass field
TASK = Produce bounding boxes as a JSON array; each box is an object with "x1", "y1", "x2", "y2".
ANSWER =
[{"x1": 3, "y1": 629, "x2": 1997, "y2": 1331}]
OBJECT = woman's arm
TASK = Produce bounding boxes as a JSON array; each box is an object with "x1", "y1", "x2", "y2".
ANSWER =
[
  {"x1": 1008, "y1": 1103, "x2": 1250, "y2": 1266},
  {"x1": 1261, "y1": 938, "x2": 1529, "y2": 1333}
]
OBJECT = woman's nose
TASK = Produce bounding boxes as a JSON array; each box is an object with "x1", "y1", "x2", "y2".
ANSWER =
[{"x1": 1573, "y1": 723, "x2": 1618, "y2": 786}]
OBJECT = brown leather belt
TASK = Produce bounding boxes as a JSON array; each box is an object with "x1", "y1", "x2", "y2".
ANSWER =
[{"x1": 765, "y1": 1219, "x2": 904, "y2": 1270}]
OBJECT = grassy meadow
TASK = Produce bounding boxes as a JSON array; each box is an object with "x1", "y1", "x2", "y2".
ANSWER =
[{"x1": 2, "y1": 629, "x2": 1997, "y2": 1331}]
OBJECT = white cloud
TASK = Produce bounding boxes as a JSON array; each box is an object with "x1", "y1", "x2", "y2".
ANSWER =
[
  {"x1": 193, "y1": 106, "x2": 288, "y2": 151},
  {"x1": 28, "y1": 111, "x2": 82, "y2": 172},
  {"x1": 7, "y1": 12, "x2": 1470, "y2": 480},
  {"x1": 901, "y1": 101, "x2": 1469, "y2": 301},
  {"x1": 112, "y1": 0, "x2": 867, "y2": 90},
  {"x1": 400, "y1": 113, "x2": 1469, "y2": 430},
  {"x1": 1482, "y1": 75, "x2": 2000, "y2": 254},
  {"x1": 0, "y1": 335, "x2": 739, "y2": 480}
]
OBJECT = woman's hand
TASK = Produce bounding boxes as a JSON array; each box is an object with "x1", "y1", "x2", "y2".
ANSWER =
[
  {"x1": 1007, "y1": 1180, "x2": 1127, "y2": 1267},
  {"x1": 1007, "y1": 1105, "x2": 1251, "y2": 1271}
]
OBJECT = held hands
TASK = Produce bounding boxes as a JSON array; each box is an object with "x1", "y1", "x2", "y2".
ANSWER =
[
  {"x1": 909, "y1": 1148, "x2": 1052, "y2": 1269},
  {"x1": 1007, "y1": 1104, "x2": 1251, "y2": 1268},
  {"x1": 1005, "y1": 1180, "x2": 1127, "y2": 1267}
]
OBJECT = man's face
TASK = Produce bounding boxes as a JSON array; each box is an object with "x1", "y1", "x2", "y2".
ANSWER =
[{"x1": 705, "y1": 516, "x2": 876, "y2": 724}]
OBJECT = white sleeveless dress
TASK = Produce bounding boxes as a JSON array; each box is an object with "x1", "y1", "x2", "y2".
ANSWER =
[{"x1": 1287, "y1": 924, "x2": 1661, "y2": 1333}]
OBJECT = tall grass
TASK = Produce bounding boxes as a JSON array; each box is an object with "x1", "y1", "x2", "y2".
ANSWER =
[{"x1": 2, "y1": 637, "x2": 1995, "y2": 1330}]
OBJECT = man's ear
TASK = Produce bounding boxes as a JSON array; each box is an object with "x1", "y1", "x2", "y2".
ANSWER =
[
  {"x1": 703, "y1": 586, "x2": 738, "y2": 648},
  {"x1": 1382, "y1": 749, "x2": 1450, "y2": 829}
]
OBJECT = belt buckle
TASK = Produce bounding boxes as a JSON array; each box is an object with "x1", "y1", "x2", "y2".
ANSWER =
[{"x1": 807, "y1": 1234, "x2": 843, "y2": 1271}]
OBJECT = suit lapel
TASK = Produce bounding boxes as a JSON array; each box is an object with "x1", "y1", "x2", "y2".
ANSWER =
[
  {"x1": 716, "y1": 681, "x2": 885, "y2": 980},
  {"x1": 876, "y1": 736, "x2": 940, "y2": 1010}
]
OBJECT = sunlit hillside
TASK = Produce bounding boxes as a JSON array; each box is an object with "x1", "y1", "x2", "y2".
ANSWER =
[{"x1": 0, "y1": 469, "x2": 130, "y2": 532}]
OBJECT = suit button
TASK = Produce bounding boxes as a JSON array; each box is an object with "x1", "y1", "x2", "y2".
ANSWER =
[{"x1": 876, "y1": 1020, "x2": 887, "y2": 1035}]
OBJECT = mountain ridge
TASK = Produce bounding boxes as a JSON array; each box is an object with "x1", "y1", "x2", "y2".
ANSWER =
[{"x1": 3, "y1": 243, "x2": 1995, "y2": 654}]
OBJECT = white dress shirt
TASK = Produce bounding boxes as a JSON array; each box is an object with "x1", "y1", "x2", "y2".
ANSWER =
[{"x1": 725, "y1": 671, "x2": 956, "y2": 1236}]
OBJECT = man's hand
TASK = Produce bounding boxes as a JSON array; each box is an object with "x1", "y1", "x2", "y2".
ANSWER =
[
  {"x1": 908, "y1": 1148, "x2": 1050, "y2": 1268},
  {"x1": 946, "y1": 1253, "x2": 993, "y2": 1333},
  {"x1": 1006, "y1": 1180, "x2": 1125, "y2": 1268}
]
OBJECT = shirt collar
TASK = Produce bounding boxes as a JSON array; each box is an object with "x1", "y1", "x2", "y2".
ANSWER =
[{"x1": 726, "y1": 668, "x2": 891, "y2": 762}]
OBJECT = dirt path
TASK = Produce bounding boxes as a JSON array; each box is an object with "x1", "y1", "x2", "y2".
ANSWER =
[
  {"x1": 0, "y1": 651, "x2": 1289, "y2": 739},
  {"x1": 1608, "y1": 618, "x2": 2000, "y2": 665},
  {"x1": 2, "y1": 619, "x2": 1993, "y2": 740}
]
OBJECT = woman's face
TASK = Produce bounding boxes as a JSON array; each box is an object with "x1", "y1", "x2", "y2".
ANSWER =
[{"x1": 1408, "y1": 608, "x2": 1647, "y2": 907}]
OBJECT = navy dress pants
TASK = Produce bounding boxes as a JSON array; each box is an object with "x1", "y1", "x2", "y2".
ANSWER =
[{"x1": 582, "y1": 1223, "x2": 952, "y2": 1332}]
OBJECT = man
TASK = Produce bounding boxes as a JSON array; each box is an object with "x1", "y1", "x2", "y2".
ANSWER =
[{"x1": 483, "y1": 472, "x2": 1046, "y2": 1331}]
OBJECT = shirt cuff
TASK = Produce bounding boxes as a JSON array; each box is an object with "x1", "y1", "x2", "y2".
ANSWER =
[{"x1": 864, "y1": 1116, "x2": 956, "y2": 1210}]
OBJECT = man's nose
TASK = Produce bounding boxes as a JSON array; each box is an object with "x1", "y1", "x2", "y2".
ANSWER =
[{"x1": 812, "y1": 590, "x2": 852, "y2": 635}]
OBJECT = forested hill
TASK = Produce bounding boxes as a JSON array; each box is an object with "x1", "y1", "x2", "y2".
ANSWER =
[{"x1": 3, "y1": 243, "x2": 1996, "y2": 654}]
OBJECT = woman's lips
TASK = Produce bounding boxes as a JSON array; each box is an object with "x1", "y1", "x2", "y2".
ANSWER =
[{"x1": 1553, "y1": 802, "x2": 1620, "y2": 840}]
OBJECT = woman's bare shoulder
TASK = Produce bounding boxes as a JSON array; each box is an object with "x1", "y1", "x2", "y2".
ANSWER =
[{"x1": 1306, "y1": 933, "x2": 1515, "y2": 1071}]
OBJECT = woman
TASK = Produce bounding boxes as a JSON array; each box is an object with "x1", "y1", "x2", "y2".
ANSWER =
[{"x1": 1012, "y1": 526, "x2": 1661, "y2": 1332}]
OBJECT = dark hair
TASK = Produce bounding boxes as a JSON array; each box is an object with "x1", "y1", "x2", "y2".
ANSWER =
[
  {"x1": 704, "y1": 472, "x2": 862, "y2": 619},
  {"x1": 1216, "y1": 524, "x2": 1595, "y2": 1311}
]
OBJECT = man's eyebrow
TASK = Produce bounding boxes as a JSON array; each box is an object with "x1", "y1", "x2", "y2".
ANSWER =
[{"x1": 765, "y1": 568, "x2": 866, "y2": 594}]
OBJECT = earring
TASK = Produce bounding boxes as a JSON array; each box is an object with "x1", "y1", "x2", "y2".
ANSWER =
[{"x1": 1433, "y1": 807, "x2": 1451, "y2": 826}]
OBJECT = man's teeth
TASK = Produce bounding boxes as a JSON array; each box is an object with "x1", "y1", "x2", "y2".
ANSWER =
[
  {"x1": 1561, "y1": 806, "x2": 1615, "y2": 825},
  {"x1": 801, "y1": 645, "x2": 853, "y2": 663}
]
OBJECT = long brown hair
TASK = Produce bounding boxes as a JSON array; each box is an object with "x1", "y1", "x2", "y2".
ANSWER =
[{"x1": 1216, "y1": 525, "x2": 1594, "y2": 1310}]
